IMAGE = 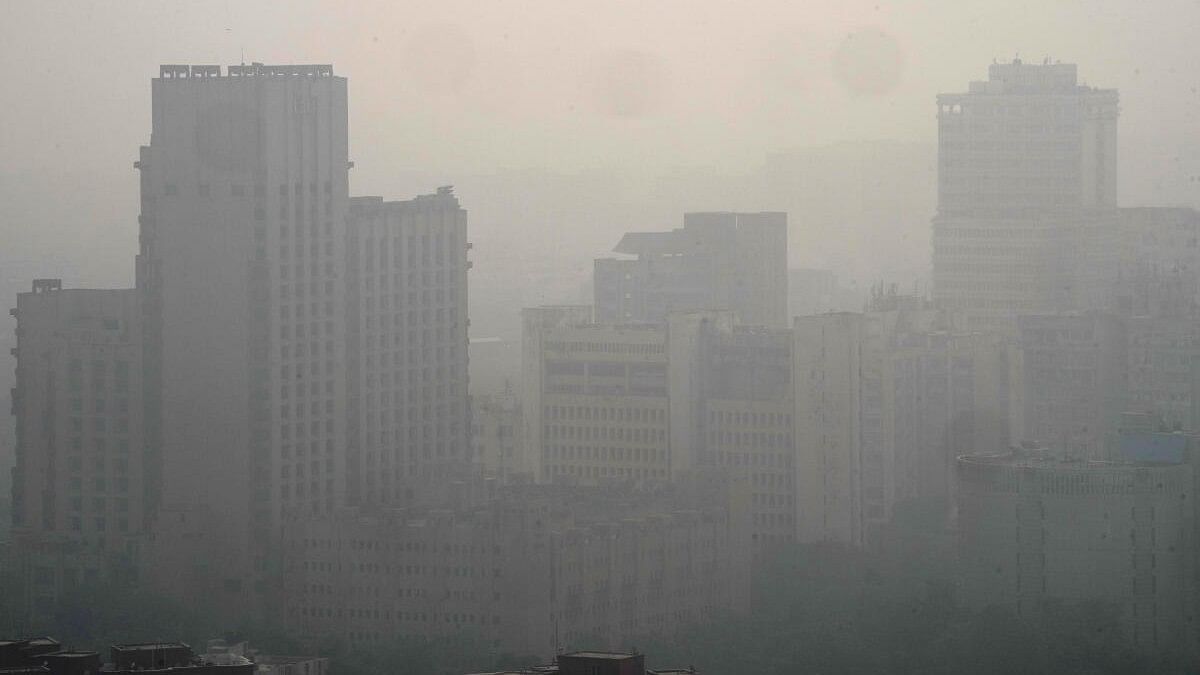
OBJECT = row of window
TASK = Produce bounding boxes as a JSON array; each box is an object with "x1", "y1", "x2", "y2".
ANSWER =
[
  {"x1": 544, "y1": 340, "x2": 666, "y2": 355},
  {"x1": 708, "y1": 410, "x2": 792, "y2": 427},
  {"x1": 544, "y1": 425, "x2": 666, "y2": 444},
  {"x1": 546, "y1": 465, "x2": 667, "y2": 480},
  {"x1": 709, "y1": 431, "x2": 793, "y2": 450},
  {"x1": 543, "y1": 445, "x2": 665, "y2": 464},
  {"x1": 543, "y1": 405, "x2": 665, "y2": 423},
  {"x1": 163, "y1": 180, "x2": 335, "y2": 198}
]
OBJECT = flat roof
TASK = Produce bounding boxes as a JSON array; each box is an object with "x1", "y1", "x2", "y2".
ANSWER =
[
  {"x1": 111, "y1": 643, "x2": 190, "y2": 650},
  {"x1": 561, "y1": 651, "x2": 639, "y2": 660}
]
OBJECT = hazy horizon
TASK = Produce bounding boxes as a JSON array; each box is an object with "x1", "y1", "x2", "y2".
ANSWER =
[{"x1": 3, "y1": 0, "x2": 1199, "y2": 293}]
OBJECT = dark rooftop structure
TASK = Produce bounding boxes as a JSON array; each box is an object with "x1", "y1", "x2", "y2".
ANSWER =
[
  {"x1": 465, "y1": 651, "x2": 696, "y2": 675},
  {"x1": 0, "y1": 639, "x2": 62, "y2": 671},
  {"x1": 558, "y1": 652, "x2": 644, "y2": 675},
  {"x1": 39, "y1": 652, "x2": 100, "y2": 675},
  {"x1": 109, "y1": 643, "x2": 195, "y2": 671},
  {"x1": 1, "y1": 640, "x2": 253, "y2": 675}
]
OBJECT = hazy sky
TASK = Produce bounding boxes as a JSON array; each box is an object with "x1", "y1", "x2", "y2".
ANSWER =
[
  {"x1": 1, "y1": 0, "x2": 1197, "y2": 288},
  {"x1": 2, "y1": 0, "x2": 1198, "y2": 180}
]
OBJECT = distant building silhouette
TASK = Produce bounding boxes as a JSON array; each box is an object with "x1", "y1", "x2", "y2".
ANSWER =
[{"x1": 594, "y1": 212, "x2": 787, "y2": 328}]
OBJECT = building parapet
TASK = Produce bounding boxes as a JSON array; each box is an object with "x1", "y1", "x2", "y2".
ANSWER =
[
  {"x1": 957, "y1": 450, "x2": 1192, "y2": 496},
  {"x1": 158, "y1": 64, "x2": 334, "y2": 79}
]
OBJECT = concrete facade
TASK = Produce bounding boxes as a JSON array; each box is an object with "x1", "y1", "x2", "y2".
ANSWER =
[
  {"x1": 932, "y1": 60, "x2": 1120, "y2": 330},
  {"x1": 957, "y1": 448, "x2": 1195, "y2": 649},
  {"x1": 137, "y1": 64, "x2": 349, "y2": 615},
  {"x1": 792, "y1": 307, "x2": 1010, "y2": 545},
  {"x1": 344, "y1": 189, "x2": 471, "y2": 506},
  {"x1": 281, "y1": 484, "x2": 744, "y2": 658},
  {"x1": 9, "y1": 282, "x2": 144, "y2": 614}
]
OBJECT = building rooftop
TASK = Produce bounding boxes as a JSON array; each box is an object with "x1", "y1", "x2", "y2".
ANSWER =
[
  {"x1": 561, "y1": 652, "x2": 637, "y2": 660},
  {"x1": 158, "y1": 64, "x2": 334, "y2": 79},
  {"x1": 958, "y1": 443, "x2": 1190, "y2": 470},
  {"x1": 111, "y1": 643, "x2": 190, "y2": 651}
]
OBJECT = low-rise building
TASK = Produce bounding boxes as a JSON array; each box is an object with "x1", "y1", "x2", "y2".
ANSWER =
[
  {"x1": 957, "y1": 445, "x2": 1196, "y2": 649},
  {"x1": 281, "y1": 482, "x2": 746, "y2": 657}
]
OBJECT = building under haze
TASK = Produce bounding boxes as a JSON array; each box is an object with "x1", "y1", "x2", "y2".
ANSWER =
[
  {"x1": 932, "y1": 60, "x2": 1120, "y2": 330},
  {"x1": 137, "y1": 63, "x2": 351, "y2": 618},
  {"x1": 521, "y1": 307, "x2": 798, "y2": 556},
  {"x1": 669, "y1": 312, "x2": 798, "y2": 554},
  {"x1": 521, "y1": 306, "x2": 672, "y2": 484},
  {"x1": 345, "y1": 189, "x2": 471, "y2": 506},
  {"x1": 8, "y1": 281, "x2": 145, "y2": 616},
  {"x1": 593, "y1": 212, "x2": 788, "y2": 328},
  {"x1": 957, "y1": 444, "x2": 1196, "y2": 649},
  {"x1": 792, "y1": 303, "x2": 1010, "y2": 546},
  {"x1": 281, "y1": 482, "x2": 746, "y2": 657},
  {"x1": 134, "y1": 64, "x2": 471, "y2": 621}
]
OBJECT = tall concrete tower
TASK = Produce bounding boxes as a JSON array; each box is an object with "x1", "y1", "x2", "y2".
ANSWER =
[
  {"x1": 931, "y1": 60, "x2": 1119, "y2": 330},
  {"x1": 135, "y1": 63, "x2": 349, "y2": 618}
]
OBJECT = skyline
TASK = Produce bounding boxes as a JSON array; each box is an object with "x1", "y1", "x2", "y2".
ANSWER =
[
  {"x1": 3, "y1": 4, "x2": 1200, "y2": 667},
  {"x1": 2, "y1": 1, "x2": 1199, "y2": 295}
]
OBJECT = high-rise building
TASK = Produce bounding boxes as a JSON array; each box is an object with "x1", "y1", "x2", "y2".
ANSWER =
[
  {"x1": 136, "y1": 63, "x2": 349, "y2": 615},
  {"x1": 135, "y1": 65, "x2": 473, "y2": 620},
  {"x1": 344, "y1": 189, "x2": 470, "y2": 506},
  {"x1": 932, "y1": 60, "x2": 1119, "y2": 330},
  {"x1": 9, "y1": 281, "x2": 144, "y2": 614},
  {"x1": 593, "y1": 212, "x2": 788, "y2": 328}
]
